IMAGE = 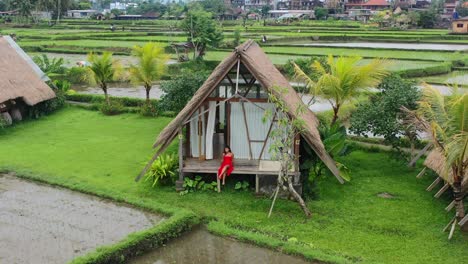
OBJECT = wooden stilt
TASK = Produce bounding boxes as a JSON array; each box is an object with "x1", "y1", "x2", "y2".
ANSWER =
[
  {"x1": 445, "y1": 200, "x2": 456, "y2": 212},
  {"x1": 443, "y1": 214, "x2": 457, "y2": 232},
  {"x1": 426, "y1": 177, "x2": 441, "y2": 191},
  {"x1": 434, "y1": 183, "x2": 450, "y2": 198},
  {"x1": 448, "y1": 218, "x2": 457, "y2": 240},
  {"x1": 459, "y1": 214, "x2": 468, "y2": 227},
  {"x1": 255, "y1": 174, "x2": 259, "y2": 194},
  {"x1": 408, "y1": 143, "x2": 432, "y2": 167},
  {"x1": 217, "y1": 174, "x2": 221, "y2": 193},
  {"x1": 416, "y1": 167, "x2": 427, "y2": 179}
]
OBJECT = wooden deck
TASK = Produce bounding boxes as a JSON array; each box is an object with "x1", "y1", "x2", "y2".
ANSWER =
[{"x1": 182, "y1": 158, "x2": 296, "y2": 175}]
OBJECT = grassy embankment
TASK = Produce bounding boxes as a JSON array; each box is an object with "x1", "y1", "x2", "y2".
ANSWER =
[{"x1": 1, "y1": 107, "x2": 467, "y2": 263}]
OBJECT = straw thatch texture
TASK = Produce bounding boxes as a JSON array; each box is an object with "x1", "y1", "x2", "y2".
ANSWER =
[
  {"x1": 424, "y1": 149, "x2": 468, "y2": 191},
  {"x1": 151, "y1": 40, "x2": 341, "y2": 180},
  {"x1": 0, "y1": 36, "x2": 55, "y2": 106}
]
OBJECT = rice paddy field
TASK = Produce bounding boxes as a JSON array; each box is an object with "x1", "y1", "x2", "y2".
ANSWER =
[{"x1": 1, "y1": 19, "x2": 467, "y2": 84}]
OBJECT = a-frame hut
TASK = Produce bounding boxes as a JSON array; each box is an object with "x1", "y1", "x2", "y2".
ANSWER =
[
  {"x1": 139, "y1": 40, "x2": 343, "y2": 192},
  {"x1": 0, "y1": 35, "x2": 55, "y2": 123}
]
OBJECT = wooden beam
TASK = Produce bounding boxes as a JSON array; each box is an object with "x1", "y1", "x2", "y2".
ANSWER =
[
  {"x1": 426, "y1": 177, "x2": 442, "y2": 191},
  {"x1": 445, "y1": 200, "x2": 456, "y2": 212},
  {"x1": 258, "y1": 111, "x2": 277, "y2": 160},
  {"x1": 459, "y1": 214, "x2": 468, "y2": 227},
  {"x1": 434, "y1": 183, "x2": 450, "y2": 198},
  {"x1": 207, "y1": 97, "x2": 268, "y2": 103},
  {"x1": 241, "y1": 102, "x2": 253, "y2": 159},
  {"x1": 408, "y1": 143, "x2": 432, "y2": 167},
  {"x1": 178, "y1": 129, "x2": 184, "y2": 182},
  {"x1": 255, "y1": 174, "x2": 259, "y2": 194},
  {"x1": 242, "y1": 77, "x2": 257, "y2": 98},
  {"x1": 416, "y1": 167, "x2": 427, "y2": 179}
]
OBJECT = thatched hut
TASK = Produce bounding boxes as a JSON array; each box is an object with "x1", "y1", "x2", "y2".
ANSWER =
[
  {"x1": 424, "y1": 149, "x2": 468, "y2": 192},
  {"x1": 138, "y1": 40, "x2": 343, "y2": 193},
  {"x1": 0, "y1": 35, "x2": 55, "y2": 124}
]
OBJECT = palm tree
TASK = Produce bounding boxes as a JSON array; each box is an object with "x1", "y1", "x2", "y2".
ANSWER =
[
  {"x1": 85, "y1": 52, "x2": 121, "y2": 105},
  {"x1": 404, "y1": 85, "x2": 468, "y2": 223},
  {"x1": 293, "y1": 55, "x2": 389, "y2": 125},
  {"x1": 129, "y1": 43, "x2": 168, "y2": 103}
]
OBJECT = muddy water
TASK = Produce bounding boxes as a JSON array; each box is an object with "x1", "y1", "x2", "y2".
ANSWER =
[
  {"x1": 129, "y1": 228, "x2": 313, "y2": 264},
  {"x1": 0, "y1": 174, "x2": 164, "y2": 264},
  {"x1": 72, "y1": 83, "x2": 164, "y2": 99}
]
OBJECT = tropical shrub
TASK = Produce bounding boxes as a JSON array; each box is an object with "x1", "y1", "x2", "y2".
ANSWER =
[
  {"x1": 144, "y1": 154, "x2": 178, "y2": 187},
  {"x1": 140, "y1": 102, "x2": 159, "y2": 117},
  {"x1": 65, "y1": 67, "x2": 88, "y2": 84},
  {"x1": 180, "y1": 175, "x2": 218, "y2": 195},
  {"x1": 99, "y1": 99, "x2": 124, "y2": 115},
  {"x1": 33, "y1": 54, "x2": 66, "y2": 75},
  {"x1": 234, "y1": 181, "x2": 250, "y2": 191},
  {"x1": 159, "y1": 69, "x2": 209, "y2": 112}
]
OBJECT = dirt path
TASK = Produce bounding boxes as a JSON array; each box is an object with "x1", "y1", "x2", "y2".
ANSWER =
[{"x1": 0, "y1": 173, "x2": 164, "y2": 264}]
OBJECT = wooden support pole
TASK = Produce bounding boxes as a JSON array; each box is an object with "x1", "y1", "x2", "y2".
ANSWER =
[
  {"x1": 408, "y1": 143, "x2": 432, "y2": 167},
  {"x1": 255, "y1": 174, "x2": 259, "y2": 194},
  {"x1": 426, "y1": 177, "x2": 442, "y2": 192},
  {"x1": 176, "y1": 128, "x2": 185, "y2": 192},
  {"x1": 446, "y1": 200, "x2": 456, "y2": 212},
  {"x1": 434, "y1": 183, "x2": 450, "y2": 198},
  {"x1": 459, "y1": 214, "x2": 468, "y2": 227},
  {"x1": 416, "y1": 167, "x2": 427, "y2": 179},
  {"x1": 443, "y1": 214, "x2": 457, "y2": 232}
]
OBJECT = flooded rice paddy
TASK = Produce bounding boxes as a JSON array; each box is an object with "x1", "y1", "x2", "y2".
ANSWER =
[
  {"x1": 291, "y1": 42, "x2": 468, "y2": 51},
  {"x1": 0, "y1": 173, "x2": 164, "y2": 264},
  {"x1": 72, "y1": 83, "x2": 164, "y2": 99},
  {"x1": 129, "y1": 228, "x2": 313, "y2": 264}
]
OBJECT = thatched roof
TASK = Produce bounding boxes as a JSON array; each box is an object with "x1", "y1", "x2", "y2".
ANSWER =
[
  {"x1": 424, "y1": 149, "x2": 468, "y2": 191},
  {"x1": 148, "y1": 40, "x2": 342, "y2": 182},
  {"x1": 0, "y1": 36, "x2": 55, "y2": 106}
]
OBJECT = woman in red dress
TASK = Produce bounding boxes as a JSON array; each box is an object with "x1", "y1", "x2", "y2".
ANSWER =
[{"x1": 218, "y1": 146, "x2": 234, "y2": 187}]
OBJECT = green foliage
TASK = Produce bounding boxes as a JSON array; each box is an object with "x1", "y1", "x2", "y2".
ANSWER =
[
  {"x1": 283, "y1": 56, "x2": 328, "y2": 81},
  {"x1": 2, "y1": 108, "x2": 468, "y2": 263},
  {"x1": 397, "y1": 62, "x2": 451, "y2": 78},
  {"x1": 350, "y1": 74, "x2": 421, "y2": 149},
  {"x1": 314, "y1": 7, "x2": 329, "y2": 20},
  {"x1": 140, "y1": 102, "x2": 159, "y2": 117},
  {"x1": 180, "y1": 175, "x2": 218, "y2": 195},
  {"x1": 233, "y1": 28, "x2": 241, "y2": 47},
  {"x1": 181, "y1": 9, "x2": 223, "y2": 58},
  {"x1": 418, "y1": 10, "x2": 437, "y2": 29},
  {"x1": 33, "y1": 54, "x2": 66, "y2": 75},
  {"x1": 144, "y1": 154, "x2": 178, "y2": 187},
  {"x1": 129, "y1": 42, "x2": 168, "y2": 101},
  {"x1": 85, "y1": 52, "x2": 123, "y2": 105},
  {"x1": 65, "y1": 66, "x2": 88, "y2": 84},
  {"x1": 28, "y1": 84, "x2": 66, "y2": 118},
  {"x1": 294, "y1": 55, "x2": 390, "y2": 124},
  {"x1": 234, "y1": 181, "x2": 250, "y2": 191},
  {"x1": 52, "y1": 79, "x2": 71, "y2": 92},
  {"x1": 159, "y1": 69, "x2": 209, "y2": 112},
  {"x1": 99, "y1": 99, "x2": 124, "y2": 115}
]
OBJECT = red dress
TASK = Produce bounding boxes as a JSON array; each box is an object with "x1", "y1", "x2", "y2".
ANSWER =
[{"x1": 218, "y1": 154, "x2": 234, "y2": 178}]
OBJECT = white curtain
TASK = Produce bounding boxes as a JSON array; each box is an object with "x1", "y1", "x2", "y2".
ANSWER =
[{"x1": 205, "y1": 101, "x2": 217, "y2": 160}]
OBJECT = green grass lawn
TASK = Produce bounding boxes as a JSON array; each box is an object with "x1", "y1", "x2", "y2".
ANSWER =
[{"x1": 1, "y1": 107, "x2": 467, "y2": 263}]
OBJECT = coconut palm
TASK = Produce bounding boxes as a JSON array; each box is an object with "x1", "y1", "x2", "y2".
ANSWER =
[
  {"x1": 404, "y1": 85, "x2": 468, "y2": 222},
  {"x1": 85, "y1": 52, "x2": 122, "y2": 106},
  {"x1": 129, "y1": 42, "x2": 169, "y2": 103},
  {"x1": 293, "y1": 55, "x2": 389, "y2": 125}
]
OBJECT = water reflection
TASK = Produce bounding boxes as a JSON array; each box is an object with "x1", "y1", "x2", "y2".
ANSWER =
[{"x1": 129, "y1": 229, "x2": 312, "y2": 264}]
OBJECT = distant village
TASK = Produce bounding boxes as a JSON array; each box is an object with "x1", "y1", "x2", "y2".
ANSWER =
[{"x1": 0, "y1": 0, "x2": 467, "y2": 32}]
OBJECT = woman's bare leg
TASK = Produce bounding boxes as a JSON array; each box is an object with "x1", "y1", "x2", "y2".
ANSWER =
[{"x1": 222, "y1": 166, "x2": 230, "y2": 185}]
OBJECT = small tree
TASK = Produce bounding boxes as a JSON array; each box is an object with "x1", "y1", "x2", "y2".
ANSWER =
[
  {"x1": 260, "y1": 5, "x2": 271, "y2": 26},
  {"x1": 350, "y1": 74, "x2": 421, "y2": 155},
  {"x1": 84, "y1": 52, "x2": 122, "y2": 105},
  {"x1": 266, "y1": 86, "x2": 311, "y2": 218},
  {"x1": 181, "y1": 9, "x2": 223, "y2": 60},
  {"x1": 129, "y1": 42, "x2": 169, "y2": 102},
  {"x1": 293, "y1": 55, "x2": 389, "y2": 125},
  {"x1": 314, "y1": 7, "x2": 329, "y2": 20},
  {"x1": 33, "y1": 54, "x2": 66, "y2": 76},
  {"x1": 159, "y1": 69, "x2": 209, "y2": 112}
]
